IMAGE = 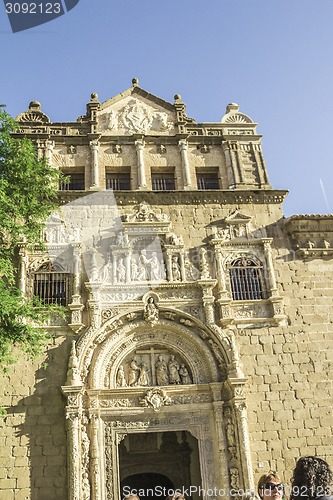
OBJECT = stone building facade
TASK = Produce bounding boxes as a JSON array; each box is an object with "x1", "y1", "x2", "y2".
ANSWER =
[{"x1": 0, "y1": 79, "x2": 332, "y2": 500}]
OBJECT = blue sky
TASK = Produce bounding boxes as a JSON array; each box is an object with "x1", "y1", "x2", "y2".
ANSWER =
[{"x1": 1, "y1": 0, "x2": 333, "y2": 216}]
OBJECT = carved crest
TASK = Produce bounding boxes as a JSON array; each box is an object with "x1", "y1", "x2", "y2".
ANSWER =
[{"x1": 140, "y1": 388, "x2": 172, "y2": 411}]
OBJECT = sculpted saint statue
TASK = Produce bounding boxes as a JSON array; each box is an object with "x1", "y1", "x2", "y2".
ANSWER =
[
  {"x1": 168, "y1": 355, "x2": 181, "y2": 384},
  {"x1": 155, "y1": 355, "x2": 169, "y2": 386}
]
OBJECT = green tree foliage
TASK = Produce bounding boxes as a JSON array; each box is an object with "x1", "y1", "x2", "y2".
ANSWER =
[{"x1": 0, "y1": 108, "x2": 63, "y2": 372}]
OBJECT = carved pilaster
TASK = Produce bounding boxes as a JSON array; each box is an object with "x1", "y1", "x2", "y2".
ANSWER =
[
  {"x1": 90, "y1": 414, "x2": 102, "y2": 500},
  {"x1": 228, "y1": 378, "x2": 255, "y2": 492},
  {"x1": 251, "y1": 142, "x2": 269, "y2": 187},
  {"x1": 89, "y1": 140, "x2": 99, "y2": 188},
  {"x1": 178, "y1": 139, "x2": 192, "y2": 189},
  {"x1": 62, "y1": 386, "x2": 84, "y2": 500},
  {"x1": 263, "y1": 238, "x2": 277, "y2": 295},
  {"x1": 197, "y1": 279, "x2": 217, "y2": 324},
  {"x1": 18, "y1": 243, "x2": 28, "y2": 294},
  {"x1": 135, "y1": 139, "x2": 147, "y2": 189},
  {"x1": 222, "y1": 141, "x2": 236, "y2": 188}
]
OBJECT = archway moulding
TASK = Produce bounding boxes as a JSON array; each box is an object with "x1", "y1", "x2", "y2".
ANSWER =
[{"x1": 73, "y1": 307, "x2": 244, "y2": 388}]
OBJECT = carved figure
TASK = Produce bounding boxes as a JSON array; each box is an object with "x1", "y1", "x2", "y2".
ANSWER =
[
  {"x1": 168, "y1": 355, "x2": 181, "y2": 384},
  {"x1": 200, "y1": 247, "x2": 210, "y2": 279},
  {"x1": 307, "y1": 240, "x2": 315, "y2": 249},
  {"x1": 171, "y1": 255, "x2": 181, "y2": 281},
  {"x1": 179, "y1": 364, "x2": 192, "y2": 384},
  {"x1": 144, "y1": 297, "x2": 159, "y2": 324},
  {"x1": 230, "y1": 467, "x2": 240, "y2": 489},
  {"x1": 155, "y1": 355, "x2": 169, "y2": 386},
  {"x1": 116, "y1": 365, "x2": 127, "y2": 387},
  {"x1": 141, "y1": 250, "x2": 164, "y2": 281},
  {"x1": 117, "y1": 258, "x2": 126, "y2": 283},
  {"x1": 323, "y1": 240, "x2": 330, "y2": 248},
  {"x1": 131, "y1": 258, "x2": 139, "y2": 281},
  {"x1": 224, "y1": 407, "x2": 236, "y2": 447},
  {"x1": 138, "y1": 362, "x2": 150, "y2": 386},
  {"x1": 128, "y1": 358, "x2": 140, "y2": 387},
  {"x1": 101, "y1": 255, "x2": 113, "y2": 283}
]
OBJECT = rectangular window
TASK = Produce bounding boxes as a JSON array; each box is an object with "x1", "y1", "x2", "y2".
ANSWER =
[
  {"x1": 151, "y1": 172, "x2": 175, "y2": 191},
  {"x1": 60, "y1": 173, "x2": 85, "y2": 191},
  {"x1": 33, "y1": 271, "x2": 71, "y2": 306},
  {"x1": 106, "y1": 172, "x2": 131, "y2": 190},
  {"x1": 196, "y1": 171, "x2": 219, "y2": 190}
]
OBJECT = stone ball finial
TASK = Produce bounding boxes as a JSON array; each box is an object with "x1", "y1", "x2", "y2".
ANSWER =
[
  {"x1": 226, "y1": 103, "x2": 240, "y2": 113},
  {"x1": 174, "y1": 94, "x2": 182, "y2": 101},
  {"x1": 90, "y1": 92, "x2": 98, "y2": 101},
  {"x1": 29, "y1": 101, "x2": 41, "y2": 110},
  {"x1": 132, "y1": 78, "x2": 139, "y2": 87}
]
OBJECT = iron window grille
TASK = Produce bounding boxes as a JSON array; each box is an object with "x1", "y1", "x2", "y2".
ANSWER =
[
  {"x1": 196, "y1": 172, "x2": 219, "y2": 190},
  {"x1": 60, "y1": 173, "x2": 85, "y2": 191},
  {"x1": 151, "y1": 173, "x2": 175, "y2": 191},
  {"x1": 106, "y1": 173, "x2": 131, "y2": 190},
  {"x1": 229, "y1": 257, "x2": 267, "y2": 300},
  {"x1": 32, "y1": 262, "x2": 71, "y2": 306}
]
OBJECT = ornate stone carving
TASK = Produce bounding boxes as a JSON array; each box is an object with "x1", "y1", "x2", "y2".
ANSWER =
[
  {"x1": 123, "y1": 201, "x2": 169, "y2": 223},
  {"x1": 144, "y1": 296, "x2": 159, "y2": 325},
  {"x1": 140, "y1": 388, "x2": 171, "y2": 411},
  {"x1": 66, "y1": 341, "x2": 82, "y2": 386},
  {"x1": 200, "y1": 247, "x2": 211, "y2": 279},
  {"x1": 103, "y1": 99, "x2": 173, "y2": 134}
]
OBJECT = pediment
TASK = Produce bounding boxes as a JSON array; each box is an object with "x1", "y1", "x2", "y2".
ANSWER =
[
  {"x1": 97, "y1": 86, "x2": 176, "y2": 135},
  {"x1": 225, "y1": 211, "x2": 252, "y2": 224}
]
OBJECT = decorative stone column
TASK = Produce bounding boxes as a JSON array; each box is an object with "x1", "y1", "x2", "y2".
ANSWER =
[
  {"x1": 18, "y1": 243, "x2": 28, "y2": 294},
  {"x1": 89, "y1": 139, "x2": 100, "y2": 188},
  {"x1": 61, "y1": 386, "x2": 84, "y2": 500},
  {"x1": 251, "y1": 143, "x2": 269, "y2": 187},
  {"x1": 228, "y1": 378, "x2": 255, "y2": 493},
  {"x1": 68, "y1": 244, "x2": 84, "y2": 333},
  {"x1": 197, "y1": 279, "x2": 217, "y2": 324},
  {"x1": 135, "y1": 139, "x2": 147, "y2": 189},
  {"x1": 90, "y1": 414, "x2": 102, "y2": 500},
  {"x1": 210, "y1": 383, "x2": 230, "y2": 494},
  {"x1": 178, "y1": 139, "x2": 192, "y2": 189},
  {"x1": 263, "y1": 238, "x2": 277, "y2": 295}
]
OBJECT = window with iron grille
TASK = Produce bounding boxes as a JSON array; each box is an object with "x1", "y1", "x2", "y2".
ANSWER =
[
  {"x1": 151, "y1": 172, "x2": 175, "y2": 191},
  {"x1": 229, "y1": 257, "x2": 267, "y2": 300},
  {"x1": 60, "y1": 173, "x2": 85, "y2": 191},
  {"x1": 32, "y1": 262, "x2": 71, "y2": 306},
  {"x1": 106, "y1": 172, "x2": 131, "y2": 190},
  {"x1": 196, "y1": 172, "x2": 219, "y2": 190}
]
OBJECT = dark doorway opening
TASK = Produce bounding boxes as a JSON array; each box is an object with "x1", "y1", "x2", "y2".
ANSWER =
[{"x1": 121, "y1": 472, "x2": 174, "y2": 500}]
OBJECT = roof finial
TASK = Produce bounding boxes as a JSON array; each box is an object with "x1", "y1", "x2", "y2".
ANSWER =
[{"x1": 132, "y1": 77, "x2": 139, "y2": 87}]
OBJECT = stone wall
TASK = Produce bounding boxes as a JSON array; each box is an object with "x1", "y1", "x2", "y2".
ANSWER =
[{"x1": 1, "y1": 197, "x2": 333, "y2": 499}]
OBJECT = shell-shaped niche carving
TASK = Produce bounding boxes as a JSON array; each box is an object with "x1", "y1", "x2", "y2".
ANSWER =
[{"x1": 113, "y1": 346, "x2": 193, "y2": 388}]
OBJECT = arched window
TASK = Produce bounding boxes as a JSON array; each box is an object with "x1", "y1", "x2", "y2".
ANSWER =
[
  {"x1": 32, "y1": 262, "x2": 71, "y2": 306},
  {"x1": 229, "y1": 256, "x2": 266, "y2": 300}
]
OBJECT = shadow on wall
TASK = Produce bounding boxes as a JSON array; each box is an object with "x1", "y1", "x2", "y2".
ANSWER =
[{"x1": 5, "y1": 336, "x2": 72, "y2": 500}]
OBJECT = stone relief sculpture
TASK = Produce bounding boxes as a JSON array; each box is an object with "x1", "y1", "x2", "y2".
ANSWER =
[
  {"x1": 128, "y1": 358, "x2": 140, "y2": 387},
  {"x1": 116, "y1": 365, "x2": 127, "y2": 387},
  {"x1": 115, "y1": 348, "x2": 193, "y2": 388},
  {"x1": 179, "y1": 364, "x2": 192, "y2": 384},
  {"x1": 117, "y1": 258, "x2": 126, "y2": 283},
  {"x1": 100, "y1": 255, "x2": 113, "y2": 283},
  {"x1": 168, "y1": 355, "x2": 181, "y2": 384},
  {"x1": 155, "y1": 355, "x2": 169, "y2": 386},
  {"x1": 144, "y1": 297, "x2": 159, "y2": 324},
  {"x1": 102, "y1": 99, "x2": 173, "y2": 134},
  {"x1": 137, "y1": 362, "x2": 150, "y2": 386},
  {"x1": 200, "y1": 247, "x2": 211, "y2": 279},
  {"x1": 171, "y1": 255, "x2": 181, "y2": 281}
]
